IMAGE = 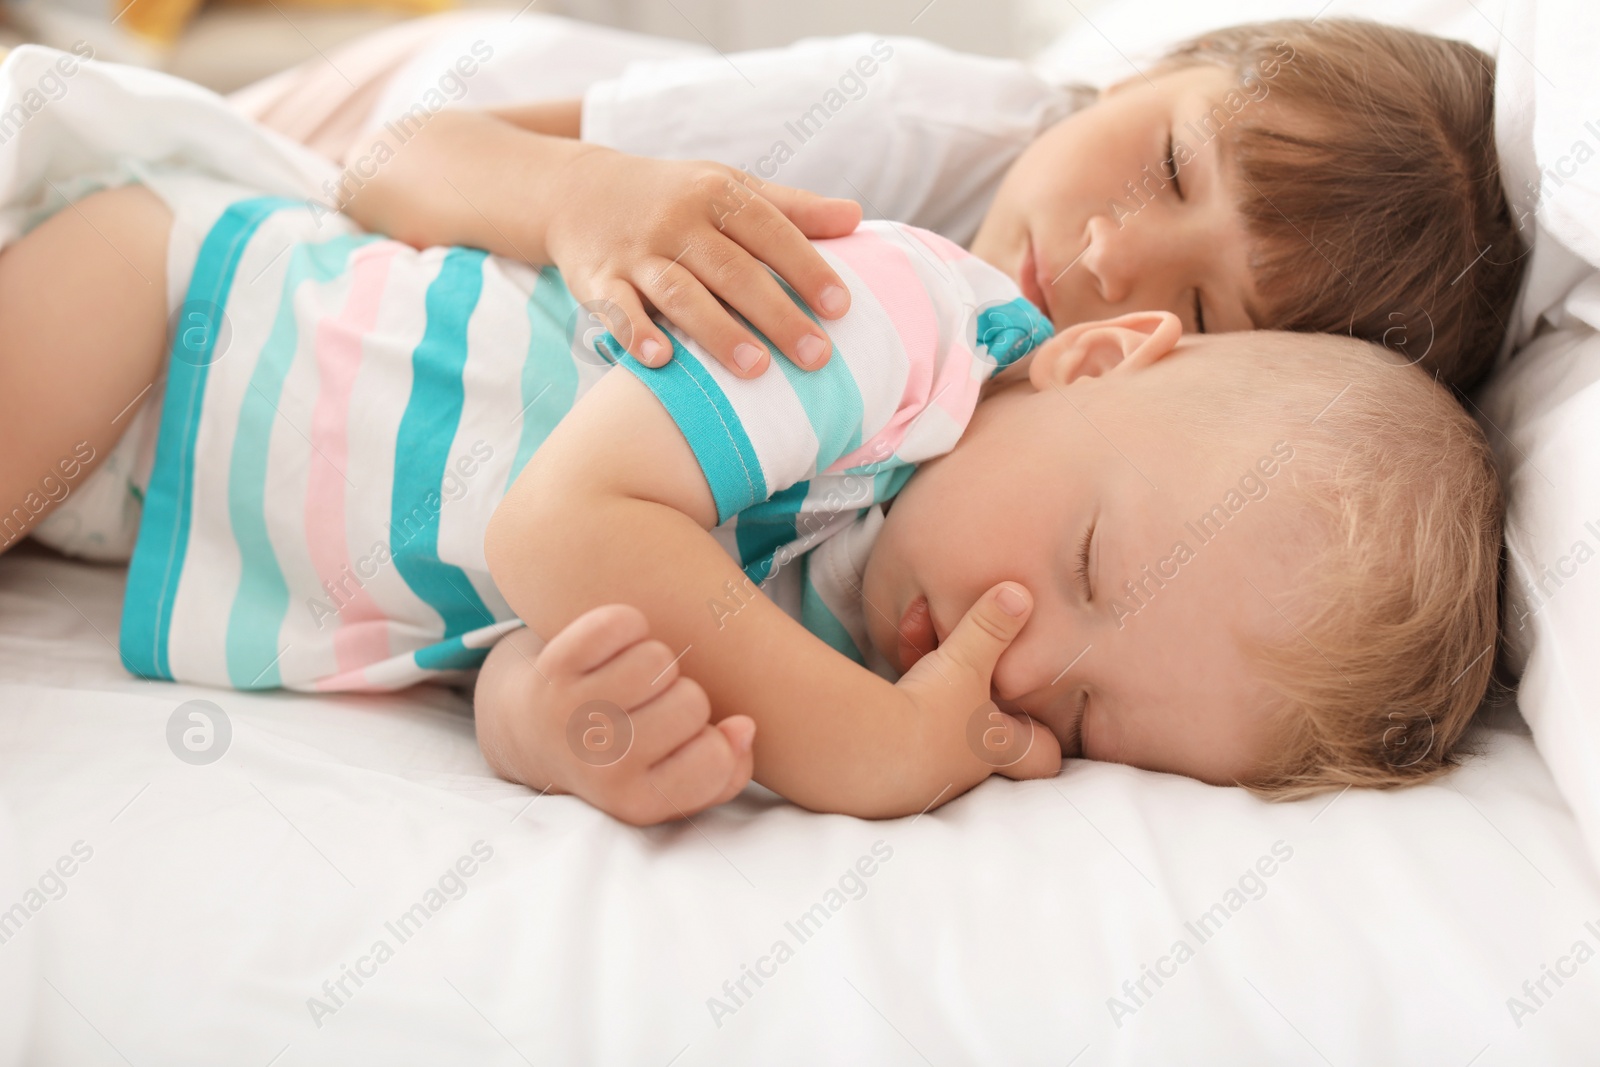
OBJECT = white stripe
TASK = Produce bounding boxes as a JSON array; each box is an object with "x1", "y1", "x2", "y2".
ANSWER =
[
  {"x1": 165, "y1": 221, "x2": 291, "y2": 685},
  {"x1": 438, "y1": 255, "x2": 535, "y2": 618},
  {"x1": 267, "y1": 252, "x2": 359, "y2": 688},
  {"x1": 814, "y1": 244, "x2": 912, "y2": 455}
]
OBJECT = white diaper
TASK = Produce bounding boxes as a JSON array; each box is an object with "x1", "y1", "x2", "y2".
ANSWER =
[{"x1": 27, "y1": 393, "x2": 161, "y2": 563}]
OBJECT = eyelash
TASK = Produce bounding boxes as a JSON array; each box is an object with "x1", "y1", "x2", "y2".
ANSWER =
[
  {"x1": 1076, "y1": 522, "x2": 1094, "y2": 600},
  {"x1": 1167, "y1": 131, "x2": 1207, "y2": 333}
]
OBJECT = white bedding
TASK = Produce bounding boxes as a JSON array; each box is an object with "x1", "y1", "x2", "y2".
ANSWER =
[
  {"x1": 2, "y1": 540, "x2": 1598, "y2": 1064},
  {"x1": 4, "y1": 2, "x2": 1600, "y2": 1060}
]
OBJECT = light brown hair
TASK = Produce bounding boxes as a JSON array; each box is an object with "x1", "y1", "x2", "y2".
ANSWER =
[
  {"x1": 1158, "y1": 19, "x2": 1526, "y2": 393},
  {"x1": 1225, "y1": 335, "x2": 1503, "y2": 799}
]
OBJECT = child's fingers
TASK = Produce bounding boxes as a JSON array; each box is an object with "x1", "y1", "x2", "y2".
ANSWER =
[
  {"x1": 632, "y1": 253, "x2": 770, "y2": 378},
  {"x1": 593, "y1": 281, "x2": 670, "y2": 368},
  {"x1": 536, "y1": 604, "x2": 649, "y2": 678},
  {"x1": 753, "y1": 178, "x2": 863, "y2": 243},
  {"x1": 677, "y1": 230, "x2": 835, "y2": 373},
  {"x1": 640, "y1": 721, "x2": 751, "y2": 820},
  {"x1": 704, "y1": 716, "x2": 756, "y2": 807},
  {"x1": 573, "y1": 637, "x2": 684, "y2": 711},
  {"x1": 625, "y1": 676, "x2": 713, "y2": 766},
  {"x1": 992, "y1": 713, "x2": 1063, "y2": 782},
  {"x1": 717, "y1": 187, "x2": 854, "y2": 329}
]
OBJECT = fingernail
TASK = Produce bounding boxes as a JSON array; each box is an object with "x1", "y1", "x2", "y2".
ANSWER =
[
  {"x1": 733, "y1": 342, "x2": 763, "y2": 372},
  {"x1": 997, "y1": 584, "x2": 1029, "y2": 617},
  {"x1": 819, "y1": 285, "x2": 848, "y2": 316},
  {"x1": 640, "y1": 337, "x2": 664, "y2": 365},
  {"x1": 732, "y1": 719, "x2": 755, "y2": 753},
  {"x1": 797, "y1": 334, "x2": 827, "y2": 367}
]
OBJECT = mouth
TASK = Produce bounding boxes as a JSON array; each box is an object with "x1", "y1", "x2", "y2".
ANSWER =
[
  {"x1": 1018, "y1": 232, "x2": 1054, "y2": 321},
  {"x1": 896, "y1": 593, "x2": 941, "y2": 672}
]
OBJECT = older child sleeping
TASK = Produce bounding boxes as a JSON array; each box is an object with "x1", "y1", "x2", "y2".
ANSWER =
[
  {"x1": 0, "y1": 171, "x2": 1498, "y2": 827},
  {"x1": 333, "y1": 18, "x2": 1523, "y2": 391}
]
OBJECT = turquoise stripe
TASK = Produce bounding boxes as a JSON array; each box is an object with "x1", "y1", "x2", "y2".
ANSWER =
[
  {"x1": 873, "y1": 464, "x2": 915, "y2": 502},
  {"x1": 735, "y1": 480, "x2": 810, "y2": 582},
  {"x1": 225, "y1": 233, "x2": 379, "y2": 689},
  {"x1": 389, "y1": 247, "x2": 496, "y2": 639},
  {"x1": 120, "y1": 196, "x2": 300, "y2": 682},
  {"x1": 503, "y1": 266, "x2": 580, "y2": 495},
  {"x1": 800, "y1": 555, "x2": 865, "y2": 665},
  {"x1": 976, "y1": 297, "x2": 1054, "y2": 369},
  {"x1": 414, "y1": 634, "x2": 492, "y2": 673},
  {"x1": 739, "y1": 277, "x2": 864, "y2": 470},
  {"x1": 612, "y1": 334, "x2": 766, "y2": 523}
]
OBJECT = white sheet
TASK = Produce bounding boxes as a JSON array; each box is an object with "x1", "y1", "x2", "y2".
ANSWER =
[{"x1": 3, "y1": 541, "x2": 1599, "y2": 1062}]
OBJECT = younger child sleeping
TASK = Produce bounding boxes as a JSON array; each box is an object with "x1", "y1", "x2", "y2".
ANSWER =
[{"x1": 0, "y1": 167, "x2": 1500, "y2": 826}]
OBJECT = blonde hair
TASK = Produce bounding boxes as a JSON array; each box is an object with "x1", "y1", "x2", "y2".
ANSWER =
[
  {"x1": 1156, "y1": 19, "x2": 1526, "y2": 393},
  {"x1": 1193, "y1": 334, "x2": 1504, "y2": 799}
]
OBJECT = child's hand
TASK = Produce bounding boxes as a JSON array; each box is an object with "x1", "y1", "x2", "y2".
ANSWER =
[
  {"x1": 893, "y1": 583, "x2": 1063, "y2": 787},
  {"x1": 545, "y1": 149, "x2": 861, "y2": 379},
  {"x1": 479, "y1": 606, "x2": 756, "y2": 826}
]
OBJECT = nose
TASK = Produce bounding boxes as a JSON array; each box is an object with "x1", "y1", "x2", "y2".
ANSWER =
[{"x1": 1080, "y1": 213, "x2": 1137, "y2": 306}]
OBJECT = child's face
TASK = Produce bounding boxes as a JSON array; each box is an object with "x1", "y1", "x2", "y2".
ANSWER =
[
  {"x1": 969, "y1": 64, "x2": 1265, "y2": 337},
  {"x1": 862, "y1": 314, "x2": 1308, "y2": 786}
]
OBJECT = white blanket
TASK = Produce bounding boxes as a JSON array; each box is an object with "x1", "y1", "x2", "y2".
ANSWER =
[{"x1": 3, "y1": 541, "x2": 1599, "y2": 1063}]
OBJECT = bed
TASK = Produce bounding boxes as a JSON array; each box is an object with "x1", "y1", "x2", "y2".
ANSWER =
[{"x1": 4, "y1": 0, "x2": 1600, "y2": 1062}]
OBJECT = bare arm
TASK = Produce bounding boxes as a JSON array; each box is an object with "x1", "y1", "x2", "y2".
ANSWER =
[
  {"x1": 334, "y1": 105, "x2": 862, "y2": 379},
  {"x1": 484, "y1": 98, "x2": 582, "y2": 140},
  {"x1": 482, "y1": 368, "x2": 1044, "y2": 818}
]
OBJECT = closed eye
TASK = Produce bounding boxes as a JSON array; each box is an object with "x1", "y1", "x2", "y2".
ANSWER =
[
  {"x1": 1167, "y1": 131, "x2": 1184, "y2": 199},
  {"x1": 1193, "y1": 290, "x2": 1207, "y2": 334},
  {"x1": 1076, "y1": 520, "x2": 1095, "y2": 601}
]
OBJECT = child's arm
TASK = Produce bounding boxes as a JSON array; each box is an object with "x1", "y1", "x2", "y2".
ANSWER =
[
  {"x1": 337, "y1": 107, "x2": 859, "y2": 378},
  {"x1": 483, "y1": 369, "x2": 1061, "y2": 820}
]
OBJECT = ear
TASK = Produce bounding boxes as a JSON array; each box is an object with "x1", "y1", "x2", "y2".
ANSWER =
[{"x1": 1028, "y1": 311, "x2": 1182, "y2": 389}]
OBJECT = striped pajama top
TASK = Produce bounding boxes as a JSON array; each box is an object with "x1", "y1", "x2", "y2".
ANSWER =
[{"x1": 117, "y1": 172, "x2": 1053, "y2": 692}]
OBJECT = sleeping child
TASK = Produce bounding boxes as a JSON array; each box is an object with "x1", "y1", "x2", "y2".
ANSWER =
[
  {"x1": 1, "y1": 170, "x2": 1498, "y2": 826},
  {"x1": 0, "y1": 17, "x2": 1517, "y2": 824}
]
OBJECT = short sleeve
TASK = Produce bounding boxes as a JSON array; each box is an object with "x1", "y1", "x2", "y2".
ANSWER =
[
  {"x1": 583, "y1": 34, "x2": 1081, "y2": 246},
  {"x1": 606, "y1": 222, "x2": 1052, "y2": 526}
]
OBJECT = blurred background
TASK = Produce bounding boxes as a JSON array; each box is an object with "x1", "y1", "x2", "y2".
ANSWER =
[
  {"x1": 0, "y1": 0, "x2": 1499, "y2": 95},
  {"x1": 0, "y1": 0, "x2": 1088, "y2": 92}
]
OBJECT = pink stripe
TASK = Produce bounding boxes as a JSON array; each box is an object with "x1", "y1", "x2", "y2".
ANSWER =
[
  {"x1": 302, "y1": 243, "x2": 399, "y2": 676},
  {"x1": 821, "y1": 230, "x2": 940, "y2": 472},
  {"x1": 905, "y1": 226, "x2": 972, "y2": 264}
]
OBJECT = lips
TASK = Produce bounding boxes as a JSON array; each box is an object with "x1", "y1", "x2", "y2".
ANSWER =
[
  {"x1": 1018, "y1": 233, "x2": 1053, "y2": 321},
  {"x1": 897, "y1": 593, "x2": 939, "y2": 672}
]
